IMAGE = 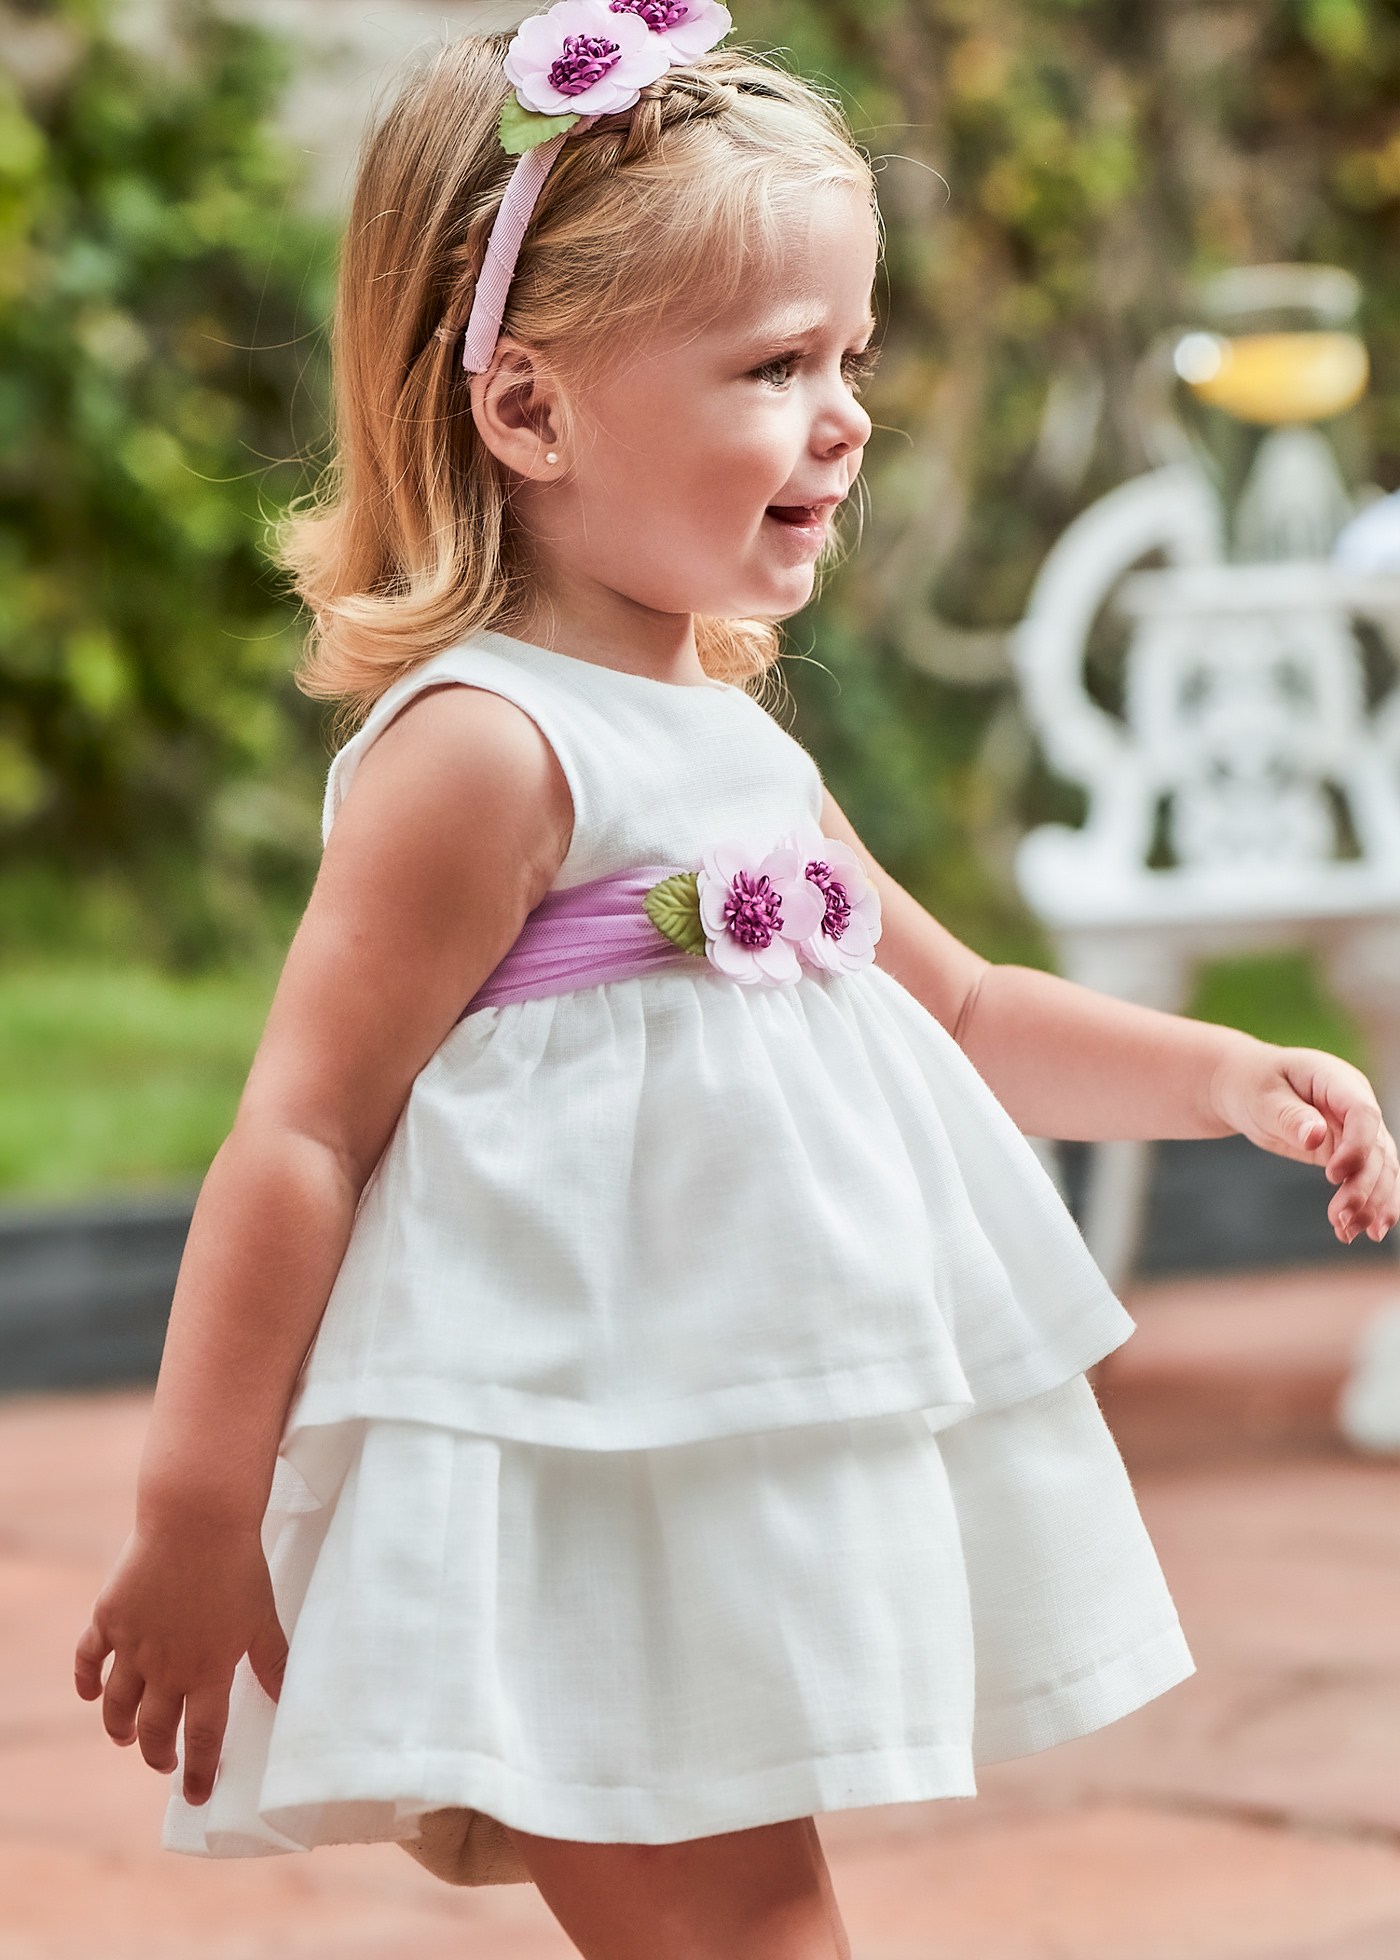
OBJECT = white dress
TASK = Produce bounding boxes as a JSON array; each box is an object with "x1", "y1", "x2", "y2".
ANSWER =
[{"x1": 163, "y1": 629, "x2": 1193, "y2": 1868}]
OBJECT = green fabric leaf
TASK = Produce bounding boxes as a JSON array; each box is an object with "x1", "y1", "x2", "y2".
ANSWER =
[
  {"x1": 498, "y1": 98, "x2": 581, "y2": 155},
  {"x1": 643, "y1": 871, "x2": 707, "y2": 956}
]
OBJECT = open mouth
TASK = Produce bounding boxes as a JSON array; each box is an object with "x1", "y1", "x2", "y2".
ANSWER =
[{"x1": 765, "y1": 505, "x2": 824, "y2": 527}]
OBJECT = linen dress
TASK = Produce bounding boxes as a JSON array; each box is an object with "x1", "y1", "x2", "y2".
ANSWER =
[{"x1": 163, "y1": 627, "x2": 1194, "y2": 1872}]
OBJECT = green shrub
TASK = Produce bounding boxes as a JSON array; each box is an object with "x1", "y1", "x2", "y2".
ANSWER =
[
  {"x1": 0, "y1": 955, "x2": 277, "y2": 1196},
  {"x1": 0, "y1": 0, "x2": 337, "y2": 965}
]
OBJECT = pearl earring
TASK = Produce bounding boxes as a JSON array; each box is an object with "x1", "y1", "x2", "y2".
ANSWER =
[{"x1": 545, "y1": 451, "x2": 559, "y2": 464}]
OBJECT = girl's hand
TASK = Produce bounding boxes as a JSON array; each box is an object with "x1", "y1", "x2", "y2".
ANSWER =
[
  {"x1": 73, "y1": 1519, "x2": 288, "y2": 1808},
  {"x1": 1209, "y1": 1042, "x2": 1400, "y2": 1244}
]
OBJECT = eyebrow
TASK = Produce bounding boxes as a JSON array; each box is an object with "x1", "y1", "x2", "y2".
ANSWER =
[{"x1": 746, "y1": 307, "x2": 879, "y2": 344}]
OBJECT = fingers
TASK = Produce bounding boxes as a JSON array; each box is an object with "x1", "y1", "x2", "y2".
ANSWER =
[
  {"x1": 102, "y1": 1657, "x2": 144, "y2": 1747},
  {"x1": 1328, "y1": 1116, "x2": 1399, "y2": 1243},
  {"x1": 1273, "y1": 1084, "x2": 1328, "y2": 1150},
  {"x1": 1370, "y1": 1123, "x2": 1400, "y2": 1239},
  {"x1": 136, "y1": 1686, "x2": 185, "y2": 1775},
  {"x1": 73, "y1": 1617, "x2": 112, "y2": 1702},
  {"x1": 1291, "y1": 1059, "x2": 1397, "y2": 1241},
  {"x1": 1372, "y1": 1186, "x2": 1400, "y2": 1242},
  {"x1": 248, "y1": 1615, "x2": 290, "y2": 1706},
  {"x1": 1324, "y1": 1095, "x2": 1380, "y2": 1189},
  {"x1": 78, "y1": 1625, "x2": 233, "y2": 1801},
  {"x1": 76, "y1": 1613, "x2": 178, "y2": 1766},
  {"x1": 1263, "y1": 1094, "x2": 1329, "y2": 1163},
  {"x1": 179, "y1": 1685, "x2": 231, "y2": 1808},
  {"x1": 1325, "y1": 1136, "x2": 1388, "y2": 1238}
]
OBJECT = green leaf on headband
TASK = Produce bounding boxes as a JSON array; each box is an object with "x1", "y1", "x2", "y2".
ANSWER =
[
  {"x1": 643, "y1": 872, "x2": 708, "y2": 956},
  {"x1": 498, "y1": 98, "x2": 581, "y2": 155}
]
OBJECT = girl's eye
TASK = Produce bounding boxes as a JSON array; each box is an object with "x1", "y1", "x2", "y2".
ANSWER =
[{"x1": 752, "y1": 347, "x2": 882, "y2": 395}]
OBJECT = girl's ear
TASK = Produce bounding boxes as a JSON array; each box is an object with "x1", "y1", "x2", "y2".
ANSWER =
[{"x1": 470, "y1": 337, "x2": 564, "y2": 481}]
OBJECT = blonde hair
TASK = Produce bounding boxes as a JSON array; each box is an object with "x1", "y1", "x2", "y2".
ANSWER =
[{"x1": 277, "y1": 32, "x2": 879, "y2": 721}]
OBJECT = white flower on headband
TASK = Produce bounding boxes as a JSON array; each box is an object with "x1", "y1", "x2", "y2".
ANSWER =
[
  {"x1": 499, "y1": 0, "x2": 733, "y2": 154},
  {"x1": 619, "y1": 0, "x2": 733, "y2": 60}
]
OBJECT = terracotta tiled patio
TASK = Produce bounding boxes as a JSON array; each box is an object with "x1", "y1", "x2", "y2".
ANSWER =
[{"x1": 6, "y1": 1262, "x2": 1400, "y2": 1959}]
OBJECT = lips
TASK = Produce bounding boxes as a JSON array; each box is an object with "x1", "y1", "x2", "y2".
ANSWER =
[{"x1": 766, "y1": 504, "x2": 827, "y2": 526}]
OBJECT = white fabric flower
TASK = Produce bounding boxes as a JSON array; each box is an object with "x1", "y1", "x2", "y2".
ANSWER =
[
  {"x1": 779, "y1": 816, "x2": 883, "y2": 974},
  {"x1": 696, "y1": 837, "x2": 827, "y2": 986}
]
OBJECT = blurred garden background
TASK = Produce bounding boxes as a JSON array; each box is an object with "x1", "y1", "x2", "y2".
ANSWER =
[
  {"x1": 4, "y1": 0, "x2": 1398, "y2": 1203},
  {"x1": 9, "y1": 9, "x2": 1400, "y2": 1955}
]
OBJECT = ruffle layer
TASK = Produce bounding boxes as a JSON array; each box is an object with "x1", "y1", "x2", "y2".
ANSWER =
[
  {"x1": 163, "y1": 1376, "x2": 1193, "y2": 1869},
  {"x1": 283, "y1": 962, "x2": 1137, "y2": 1466}
]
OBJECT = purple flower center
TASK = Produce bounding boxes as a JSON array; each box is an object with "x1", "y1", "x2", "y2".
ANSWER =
[
  {"x1": 805, "y1": 859, "x2": 851, "y2": 939},
  {"x1": 723, "y1": 871, "x2": 784, "y2": 948},
  {"x1": 549, "y1": 32, "x2": 623, "y2": 95},
  {"x1": 609, "y1": 0, "x2": 692, "y2": 27}
]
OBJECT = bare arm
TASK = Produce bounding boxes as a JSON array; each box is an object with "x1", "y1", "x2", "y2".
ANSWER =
[
  {"x1": 74, "y1": 683, "x2": 574, "y2": 1802},
  {"x1": 134, "y1": 686, "x2": 571, "y2": 1527},
  {"x1": 819, "y1": 787, "x2": 1398, "y2": 1237}
]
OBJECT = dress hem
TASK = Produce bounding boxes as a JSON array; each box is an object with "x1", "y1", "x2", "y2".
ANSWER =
[
  {"x1": 283, "y1": 1300, "x2": 1138, "y2": 1464},
  {"x1": 162, "y1": 1621, "x2": 1193, "y2": 1859},
  {"x1": 971, "y1": 1618, "x2": 1194, "y2": 1765}
]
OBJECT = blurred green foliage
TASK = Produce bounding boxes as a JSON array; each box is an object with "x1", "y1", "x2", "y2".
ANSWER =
[
  {"x1": 0, "y1": 0, "x2": 336, "y2": 965},
  {"x1": 1187, "y1": 948, "x2": 1366, "y2": 1067},
  {"x1": 0, "y1": 0, "x2": 1393, "y2": 1196},
  {"x1": 7, "y1": 0, "x2": 1400, "y2": 971},
  {"x1": 0, "y1": 956, "x2": 276, "y2": 1195},
  {"x1": 749, "y1": 0, "x2": 1400, "y2": 960}
]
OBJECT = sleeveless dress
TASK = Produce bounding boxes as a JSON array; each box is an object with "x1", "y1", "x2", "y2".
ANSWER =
[{"x1": 162, "y1": 628, "x2": 1193, "y2": 1868}]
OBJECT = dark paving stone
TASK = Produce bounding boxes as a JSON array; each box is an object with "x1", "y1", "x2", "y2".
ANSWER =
[
  {"x1": 3, "y1": 1134, "x2": 1393, "y2": 1398},
  {"x1": 0, "y1": 1194, "x2": 195, "y2": 1393},
  {"x1": 1060, "y1": 1134, "x2": 1396, "y2": 1277}
]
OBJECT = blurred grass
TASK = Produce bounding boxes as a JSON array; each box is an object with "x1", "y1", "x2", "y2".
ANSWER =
[
  {"x1": 0, "y1": 961, "x2": 278, "y2": 1201},
  {"x1": 1186, "y1": 948, "x2": 1368, "y2": 1071},
  {"x1": 0, "y1": 944, "x2": 1372, "y2": 1205}
]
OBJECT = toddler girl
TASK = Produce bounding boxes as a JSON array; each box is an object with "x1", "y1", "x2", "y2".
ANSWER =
[{"x1": 74, "y1": 8, "x2": 1398, "y2": 1955}]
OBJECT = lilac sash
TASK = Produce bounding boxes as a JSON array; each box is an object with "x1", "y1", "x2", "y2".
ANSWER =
[{"x1": 460, "y1": 864, "x2": 697, "y2": 1017}]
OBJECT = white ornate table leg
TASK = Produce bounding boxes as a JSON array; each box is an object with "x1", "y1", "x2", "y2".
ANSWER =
[
  {"x1": 1079, "y1": 1141, "x2": 1158, "y2": 1293},
  {"x1": 1325, "y1": 923, "x2": 1400, "y2": 1452},
  {"x1": 1024, "y1": 1134, "x2": 1069, "y2": 1197},
  {"x1": 1056, "y1": 930, "x2": 1194, "y2": 1292}
]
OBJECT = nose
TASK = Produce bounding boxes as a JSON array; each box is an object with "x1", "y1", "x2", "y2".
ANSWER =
[{"x1": 816, "y1": 381, "x2": 871, "y2": 459}]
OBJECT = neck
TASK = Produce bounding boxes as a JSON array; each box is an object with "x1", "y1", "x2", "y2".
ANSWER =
[{"x1": 511, "y1": 579, "x2": 708, "y2": 688}]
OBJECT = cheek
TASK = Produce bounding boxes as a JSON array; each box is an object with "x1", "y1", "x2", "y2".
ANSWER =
[
  {"x1": 589, "y1": 430, "x2": 775, "y2": 549},
  {"x1": 674, "y1": 405, "x2": 788, "y2": 527},
  {"x1": 683, "y1": 444, "x2": 774, "y2": 535}
]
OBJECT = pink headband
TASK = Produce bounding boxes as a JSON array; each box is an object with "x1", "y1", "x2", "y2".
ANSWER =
[{"x1": 457, "y1": 0, "x2": 733, "y2": 376}]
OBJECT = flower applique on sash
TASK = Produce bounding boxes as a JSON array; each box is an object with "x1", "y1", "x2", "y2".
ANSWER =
[
  {"x1": 459, "y1": 818, "x2": 882, "y2": 1018},
  {"x1": 645, "y1": 816, "x2": 882, "y2": 985}
]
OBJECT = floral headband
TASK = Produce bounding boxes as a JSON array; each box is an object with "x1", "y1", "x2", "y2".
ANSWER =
[{"x1": 455, "y1": 0, "x2": 733, "y2": 375}]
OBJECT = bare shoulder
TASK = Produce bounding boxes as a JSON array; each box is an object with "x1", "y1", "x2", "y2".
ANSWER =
[
  {"x1": 353, "y1": 679, "x2": 574, "y2": 835},
  {"x1": 332, "y1": 680, "x2": 575, "y2": 913},
  {"x1": 237, "y1": 681, "x2": 578, "y2": 1175}
]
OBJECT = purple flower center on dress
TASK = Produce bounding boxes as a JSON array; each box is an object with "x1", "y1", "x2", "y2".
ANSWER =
[
  {"x1": 805, "y1": 859, "x2": 851, "y2": 940},
  {"x1": 609, "y1": 0, "x2": 692, "y2": 28},
  {"x1": 549, "y1": 32, "x2": 624, "y2": 95},
  {"x1": 723, "y1": 871, "x2": 784, "y2": 948}
]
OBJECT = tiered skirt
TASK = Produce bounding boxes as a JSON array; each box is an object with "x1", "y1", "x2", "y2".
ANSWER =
[{"x1": 162, "y1": 1371, "x2": 1193, "y2": 1871}]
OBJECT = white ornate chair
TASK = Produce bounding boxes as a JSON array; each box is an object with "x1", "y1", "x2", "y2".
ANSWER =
[{"x1": 1009, "y1": 464, "x2": 1400, "y2": 1369}]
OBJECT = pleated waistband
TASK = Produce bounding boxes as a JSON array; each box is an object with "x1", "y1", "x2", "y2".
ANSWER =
[{"x1": 460, "y1": 863, "x2": 697, "y2": 1016}]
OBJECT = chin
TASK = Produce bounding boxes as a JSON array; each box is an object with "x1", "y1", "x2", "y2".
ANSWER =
[
  {"x1": 749, "y1": 571, "x2": 819, "y2": 612},
  {"x1": 688, "y1": 563, "x2": 816, "y2": 620}
]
